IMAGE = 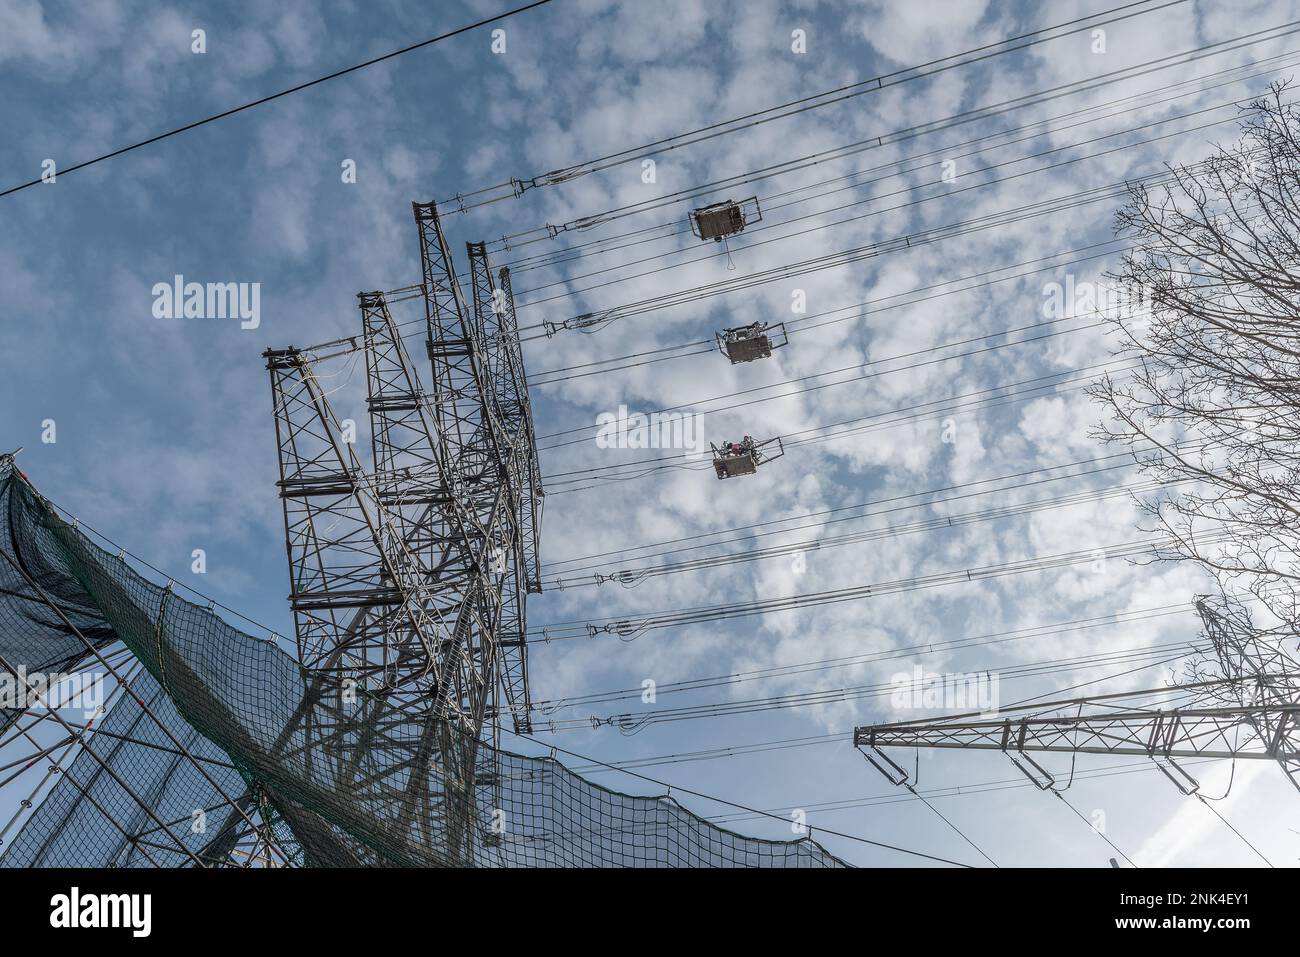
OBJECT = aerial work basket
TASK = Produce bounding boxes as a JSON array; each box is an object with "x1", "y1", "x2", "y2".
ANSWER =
[
  {"x1": 689, "y1": 197, "x2": 762, "y2": 242},
  {"x1": 716, "y1": 321, "x2": 789, "y2": 364},
  {"x1": 711, "y1": 435, "x2": 784, "y2": 479}
]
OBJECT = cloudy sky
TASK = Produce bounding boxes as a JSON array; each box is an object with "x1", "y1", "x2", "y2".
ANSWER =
[{"x1": 2, "y1": 0, "x2": 1298, "y2": 866}]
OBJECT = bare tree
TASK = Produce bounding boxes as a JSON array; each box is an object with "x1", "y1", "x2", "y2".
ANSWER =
[{"x1": 1091, "y1": 81, "x2": 1300, "y2": 635}]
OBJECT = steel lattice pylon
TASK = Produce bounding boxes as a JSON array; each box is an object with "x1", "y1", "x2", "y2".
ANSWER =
[
  {"x1": 852, "y1": 597, "x2": 1300, "y2": 795},
  {"x1": 265, "y1": 201, "x2": 543, "y2": 736}
]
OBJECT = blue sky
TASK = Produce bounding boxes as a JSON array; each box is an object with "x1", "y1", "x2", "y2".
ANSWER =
[{"x1": 2, "y1": 0, "x2": 1299, "y2": 866}]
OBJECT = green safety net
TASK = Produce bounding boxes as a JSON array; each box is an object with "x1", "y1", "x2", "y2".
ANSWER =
[{"x1": 0, "y1": 464, "x2": 846, "y2": 867}]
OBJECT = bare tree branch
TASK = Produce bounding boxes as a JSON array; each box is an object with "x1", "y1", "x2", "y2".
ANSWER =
[{"x1": 1090, "y1": 81, "x2": 1300, "y2": 634}]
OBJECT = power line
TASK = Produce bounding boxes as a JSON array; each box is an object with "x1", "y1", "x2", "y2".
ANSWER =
[
  {"x1": 0, "y1": 0, "x2": 554, "y2": 199},
  {"x1": 447, "y1": 0, "x2": 1193, "y2": 212},
  {"x1": 517, "y1": 111, "x2": 1242, "y2": 314},
  {"x1": 536, "y1": 603, "x2": 1199, "y2": 713},
  {"x1": 907, "y1": 779, "x2": 1000, "y2": 867},
  {"x1": 540, "y1": 360, "x2": 1139, "y2": 490},
  {"x1": 540, "y1": 372, "x2": 1123, "y2": 497},
  {"x1": 515, "y1": 143, "x2": 1272, "y2": 344},
  {"x1": 542, "y1": 446, "x2": 1160, "y2": 569},
  {"x1": 543, "y1": 478, "x2": 1182, "y2": 590},
  {"x1": 543, "y1": 642, "x2": 1209, "y2": 733},
  {"x1": 516, "y1": 178, "x2": 1160, "y2": 340},
  {"x1": 527, "y1": 238, "x2": 1134, "y2": 383},
  {"x1": 1053, "y1": 791, "x2": 1138, "y2": 866},
  {"x1": 497, "y1": 27, "x2": 1300, "y2": 263},
  {"x1": 511, "y1": 106, "x2": 1245, "y2": 301},
  {"x1": 530, "y1": 534, "x2": 1232, "y2": 642},
  {"x1": 1196, "y1": 794, "x2": 1275, "y2": 867},
  {"x1": 535, "y1": 315, "x2": 1112, "y2": 451},
  {"x1": 337, "y1": 189, "x2": 1145, "y2": 356},
  {"x1": 326, "y1": 166, "x2": 1228, "y2": 365}
]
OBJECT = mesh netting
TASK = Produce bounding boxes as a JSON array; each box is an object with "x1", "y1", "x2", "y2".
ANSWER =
[{"x1": 0, "y1": 465, "x2": 845, "y2": 867}]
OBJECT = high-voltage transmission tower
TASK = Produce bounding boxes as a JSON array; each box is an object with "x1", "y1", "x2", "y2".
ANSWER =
[
  {"x1": 854, "y1": 597, "x2": 1300, "y2": 795},
  {"x1": 264, "y1": 201, "x2": 543, "y2": 738}
]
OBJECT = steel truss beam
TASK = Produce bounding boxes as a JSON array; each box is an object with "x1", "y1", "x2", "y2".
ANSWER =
[
  {"x1": 854, "y1": 599, "x2": 1300, "y2": 795},
  {"x1": 855, "y1": 678, "x2": 1300, "y2": 761}
]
